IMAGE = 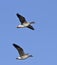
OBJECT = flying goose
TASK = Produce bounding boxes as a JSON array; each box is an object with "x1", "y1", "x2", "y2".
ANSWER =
[
  {"x1": 16, "y1": 13, "x2": 35, "y2": 30},
  {"x1": 13, "y1": 43, "x2": 33, "y2": 60}
]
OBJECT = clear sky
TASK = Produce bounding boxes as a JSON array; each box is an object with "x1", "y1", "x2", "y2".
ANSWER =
[{"x1": 0, "y1": 0, "x2": 57, "y2": 65}]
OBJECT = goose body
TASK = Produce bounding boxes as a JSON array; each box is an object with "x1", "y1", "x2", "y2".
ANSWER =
[
  {"x1": 13, "y1": 43, "x2": 33, "y2": 60},
  {"x1": 16, "y1": 13, "x2": 35, "y2": 30}
]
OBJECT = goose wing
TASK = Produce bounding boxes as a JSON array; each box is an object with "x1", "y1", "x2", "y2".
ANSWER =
[
  {"x1": 13, "y1": 44, "x2": 25, "y2": 56},
  {"x1": 16, "y1": 13, "x2": 27, "y2": 24},
  {"x1": 27, "y1": 25, "x2": 34, "y2": 30}
]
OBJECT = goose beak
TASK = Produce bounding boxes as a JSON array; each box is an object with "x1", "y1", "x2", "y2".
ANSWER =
[{"x1": 29, "y1": 55, "x2": 33, "y2": 57}]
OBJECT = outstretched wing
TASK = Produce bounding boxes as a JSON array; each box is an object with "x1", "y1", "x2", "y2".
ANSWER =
[
  {"x1": 13, "y1": 43, "x2": 25, "y2": 56},
  {"x1": 16, "y1": 13, "x2": 27, "y2": 24},
  {"x1": 27, "y1": 25, "x2": 34, "y2": 30}
]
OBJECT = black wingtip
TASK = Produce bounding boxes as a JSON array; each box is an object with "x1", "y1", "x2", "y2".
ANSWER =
[
  {"x1": 31, "y1": 26, "x2": 35, "y2": 30},
  {"x1": 16, "y1": 13, "x2": 20, "y2": 17},
  {"x1": 13, "y1": 43, "x2": 20, "y2": 48},
  {"x1": 13, "y1": 43, "x2": 16, "y2": 46},
  {"x1": 13, "y1": 43, "x2": 17, "y2": 47},
  {"x1": 16, "y1": 13, "x2": 19, "y2": 15},
  {"x1": 31, "y1": 28, "x2": 34, "y2": 30}
]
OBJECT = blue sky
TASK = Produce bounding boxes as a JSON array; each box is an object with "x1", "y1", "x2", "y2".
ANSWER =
[{"x1": 0, "y1": 0, "x2": 57, "y2": 65}]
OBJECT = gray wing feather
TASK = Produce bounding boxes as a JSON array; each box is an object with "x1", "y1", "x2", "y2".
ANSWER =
[
  {"x1": 16, "y1": 13, "x2": 27, "y2": 24},
  {"x1": 27, "y1": 25, "x2": 34, "y2": 30},
  {"x1": 13, "y1": 44, "x2": 25, "y2": 56}
]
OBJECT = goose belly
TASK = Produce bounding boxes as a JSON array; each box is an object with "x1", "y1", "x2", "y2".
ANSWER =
[
  {"x1": 21, "y1": 55, "x2": 29, "y2": 59},
  {"x1": 23, "y1": 23, "x2": 30, "y2": 26}
]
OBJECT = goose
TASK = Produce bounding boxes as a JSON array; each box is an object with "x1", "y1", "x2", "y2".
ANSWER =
[
  {"x1": 16, "y1": 13, "x2": 35, "y2": 30},
  {"x1": 13, "y1": 43, "x2": 33, "y2": 60}
]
